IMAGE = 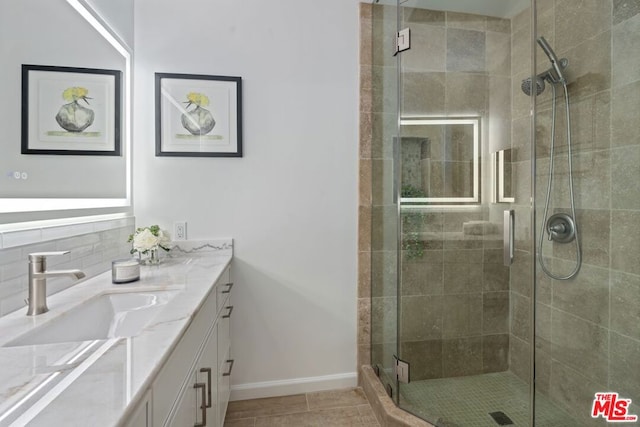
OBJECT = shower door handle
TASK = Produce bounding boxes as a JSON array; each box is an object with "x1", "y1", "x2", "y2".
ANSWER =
[
  {"x1": 504, "y1": 210, "x2": 515, "y2": 266},
  {"x1": 392, "y1": 137, "x2": 399, "y2": 204}
]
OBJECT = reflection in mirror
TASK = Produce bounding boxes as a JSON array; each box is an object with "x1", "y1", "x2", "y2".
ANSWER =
[
  {"x1": 0, "y1": 0, "x2": 131, "y2": 213},
  {"x1": 400, "y1": 118, "x2": 480, "y2": 206},
  {"x1": 493, "y1": 148, "x2": 514, "y2": 203}
]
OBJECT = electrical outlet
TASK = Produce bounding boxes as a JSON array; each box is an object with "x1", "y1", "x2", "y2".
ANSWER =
[{"x1": 174, "y1": 221, "x2": 187, "y2": 241}]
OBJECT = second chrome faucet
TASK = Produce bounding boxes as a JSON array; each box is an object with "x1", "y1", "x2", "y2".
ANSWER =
[{"x1": 27, "y1": 251, "x2": 86, "y2": 316}]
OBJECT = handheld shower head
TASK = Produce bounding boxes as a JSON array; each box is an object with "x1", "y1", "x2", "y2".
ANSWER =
[
  {"x1": 537, "y1": 36, "x2": 567, "y2": 82},
  {"x1": 537, "y1": 36, "x2": 559, "y2": 63}
]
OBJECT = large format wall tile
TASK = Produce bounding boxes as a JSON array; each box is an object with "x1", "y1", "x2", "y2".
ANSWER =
[
  {"x1": 551, "y1": 309, "x2": 609, "y2": 385},
  {"x1": 483, "y1": 291, "x2": 509, "y2": 334},
  {"x1": 550, "y1": 262, "x2": 609, "y2": 326},
  {"x1": 612, "y1": 80, "x2": 640, "y2": 147},
  {"x1": 554, "y1": 0, "x2": 611, "y2": 54},
  {"x1": 402, "y1": 23, "x2": 445, "y2": 72},
  {"x1": 442, "y1": 293, "x2": 483, "y2": 338},
  {"x1": 612, "y1": 146, "x2": 640, "y2": 210},
  {"x1": 442, "y1": 337, "x2": 483, "y2": 377},
  {"x1": 445, "y1": 73, "x2": 488, "y2": 115},
  {"x1": 609, "y1": 332, "x2": 640, "y2": 399},
  {"x1": 400, "y1": 295, "x2": 443, "y2": 342},
  {"x1": 401, "y1": 340, "x2": 443, "y2": 380},
  {"x1": 548, "y1": 361, "x2": 605, "y2": 427},
  {"x1": 447, "y1": 29, "x2": 486, "y2": 73},
  {"x1": 613, "y1": 14, "x2": 640, "y2": 87},
  {"x1": 610, "y1": 270, "x2": 640, "y2": 340},
  {"x1": 509, "y1": 335, "x2": 530, "y2": 383},
  {"x1": 613, "y1": 0, "x2": 640, "y2": 25},
  {"x1": 565, "y1": 30, "x2": 611, "y2": 98},
  {"x1": 482, "y1": 334, "x2": 509, "y2": 373},
  {"x1": 402, "y1": 72, "x2": 446, "y2": 116},
  {"x1": 552, "y1": 209, "x2": 610, "y2": 268},
  {"x1": 611, "y1": 210, "x2": 640, "y2": 275}
]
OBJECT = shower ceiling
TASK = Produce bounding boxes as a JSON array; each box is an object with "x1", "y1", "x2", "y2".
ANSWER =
[{"x1": 376, "y1": 0, "x2": 530, "y2": 19}]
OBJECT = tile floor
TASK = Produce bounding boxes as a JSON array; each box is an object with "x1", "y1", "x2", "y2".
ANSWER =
[
  {"x1": 399, "y1": 371, "x2": 581, "y2": 427},
  {"x1": 224, "y1": 387, "x2": 381, "y2": 426}
]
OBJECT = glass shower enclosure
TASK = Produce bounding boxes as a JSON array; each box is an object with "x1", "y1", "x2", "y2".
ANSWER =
[{"x1": 369, "y1": 0, "x2": 640, "y2": 426}]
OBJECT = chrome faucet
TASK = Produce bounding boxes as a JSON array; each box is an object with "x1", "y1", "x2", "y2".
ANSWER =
[{"x1": 27, "y1": 251, "x2": 86, "y2": 316}]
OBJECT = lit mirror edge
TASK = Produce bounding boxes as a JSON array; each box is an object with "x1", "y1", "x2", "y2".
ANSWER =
[
  {"x1": 492, "y1": 149, "x2": 515, "y2": 204},
  {"x1": 399, "y1": 117, "x2": 481, "y2": 207},
  {"x1": 0, "y1": 0, "x2": 132, "y2": 216}
]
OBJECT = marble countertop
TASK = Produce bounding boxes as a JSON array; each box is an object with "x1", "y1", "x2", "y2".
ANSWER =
[{"x1": 0, "y1": 240, "x2": 232, "y2": 426}]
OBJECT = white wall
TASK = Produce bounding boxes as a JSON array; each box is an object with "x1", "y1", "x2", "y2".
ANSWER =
[{"x1": 134, "y1": 0, "x2": 360, "y2": 398}]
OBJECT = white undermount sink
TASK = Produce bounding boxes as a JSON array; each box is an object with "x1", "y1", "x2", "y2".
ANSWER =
[{"x1": 4, "y1": 290, "x2": 179, "y2": 347}]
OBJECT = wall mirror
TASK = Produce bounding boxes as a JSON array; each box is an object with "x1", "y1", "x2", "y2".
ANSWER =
[
  {"x1": 400, "y1": 117, "x2": 480, "y2": 206},
  {"x1": 0, "y1": 0, "x2": 132, "y2": 214},
  {"x1": 492, "y1": 148, "x2": 514, "y2": 203}
]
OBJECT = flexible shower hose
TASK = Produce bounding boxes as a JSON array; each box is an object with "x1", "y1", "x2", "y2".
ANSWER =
[{"x1": 537, "y1": 82, "x2": 582, "y2": 280}]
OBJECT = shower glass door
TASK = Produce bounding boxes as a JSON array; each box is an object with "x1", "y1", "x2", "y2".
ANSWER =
[
  {"x1": 370, "y1": 0, "x2": 401, "y2": 402},
  {"x1": 398, "y1": 0, "x2": 533, "y2": 426},
  {"x1": 393, "y1": 0, "x2": 538, "y2": 425}
]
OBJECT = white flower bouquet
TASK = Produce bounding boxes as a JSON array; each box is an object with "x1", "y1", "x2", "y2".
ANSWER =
[{"x1": 127, "y1": 225, "x2": 171, "y2": 255}]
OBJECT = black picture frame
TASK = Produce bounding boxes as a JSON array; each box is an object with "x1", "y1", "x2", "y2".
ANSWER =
[
  {"x1": 155, "y1": 73, "x2": 243, "y2": 157},
  {"x1": 21, "y1": 64, "x2": 122, "y2": 156}
]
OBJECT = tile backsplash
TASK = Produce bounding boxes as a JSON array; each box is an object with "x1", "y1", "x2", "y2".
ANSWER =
[{"x1": 0, "y1": 216, "x2": 135, "y2": 316}]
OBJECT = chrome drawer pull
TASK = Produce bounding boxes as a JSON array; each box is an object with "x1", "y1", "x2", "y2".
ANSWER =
[
  {"x1": 193, "y1": 382, "x2": 207, "y2": 426},
  {"x1": 223, "y1": 359, "x2": 235, "y2": 376},
  {"x1": 221, "y1": 282, "x2": 234, "y2": 294},
  {"x1": 199, "y1": 368, "x2": 212, "y2": 408},
  {"x1": 222, "y1": 305, "x2": 234, "y2": 318}
]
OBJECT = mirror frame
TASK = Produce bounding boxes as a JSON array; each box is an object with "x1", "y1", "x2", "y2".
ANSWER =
[
  {"x1": 399, "y1": 117, "x2": 481, "y2": 206},
  {"x1": 0, "y1": 0, "x2": 131, "y2": 213}
]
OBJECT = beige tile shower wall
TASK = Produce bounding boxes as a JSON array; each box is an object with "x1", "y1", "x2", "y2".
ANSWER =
[
  {"x1": 531, "y1": 1, "x2": 640, "y2": 425},
  {"x1": 0, "y1": 219, "x2": 134, "y2": 316}
]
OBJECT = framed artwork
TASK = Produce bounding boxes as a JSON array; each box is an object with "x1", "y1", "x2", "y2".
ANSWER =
[
  {"x1": 21, "y1": 64, "x2": 121, "y2": 156},
  {"x1": 155, "y1": 73, "x2": 243, "y2": 157}
]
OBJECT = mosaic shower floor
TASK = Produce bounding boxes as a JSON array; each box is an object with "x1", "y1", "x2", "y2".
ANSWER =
[{"x1": 398, "y1": 371, "x2": 582, "y2": 427}]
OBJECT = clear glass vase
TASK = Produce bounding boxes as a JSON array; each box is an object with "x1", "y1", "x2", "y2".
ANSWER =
[{"x1": 140, "y1": 247, "x2": 160, "y2": 265}]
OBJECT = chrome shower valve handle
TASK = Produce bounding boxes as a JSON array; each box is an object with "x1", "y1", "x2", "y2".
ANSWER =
[{"x1": 546, "y1": 213, "x2": 576, "y2": 244}]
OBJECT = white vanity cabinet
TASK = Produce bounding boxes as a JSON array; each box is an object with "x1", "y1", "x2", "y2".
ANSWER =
[{"x1": 150, "y1": 265, "x2": 233, "y2": 427}]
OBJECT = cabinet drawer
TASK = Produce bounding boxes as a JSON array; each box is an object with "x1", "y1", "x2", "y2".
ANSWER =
[
  {"x1": 216, "y1": 265, "x2": 232, "y2": 314},
  {"x1": 152, "y1": 289, "x2": 216, "y2": 425}
]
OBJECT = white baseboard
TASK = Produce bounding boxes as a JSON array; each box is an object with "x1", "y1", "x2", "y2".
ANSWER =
[{"x1": 230, "y1": 372, "x2": 358, "y2": 401}]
